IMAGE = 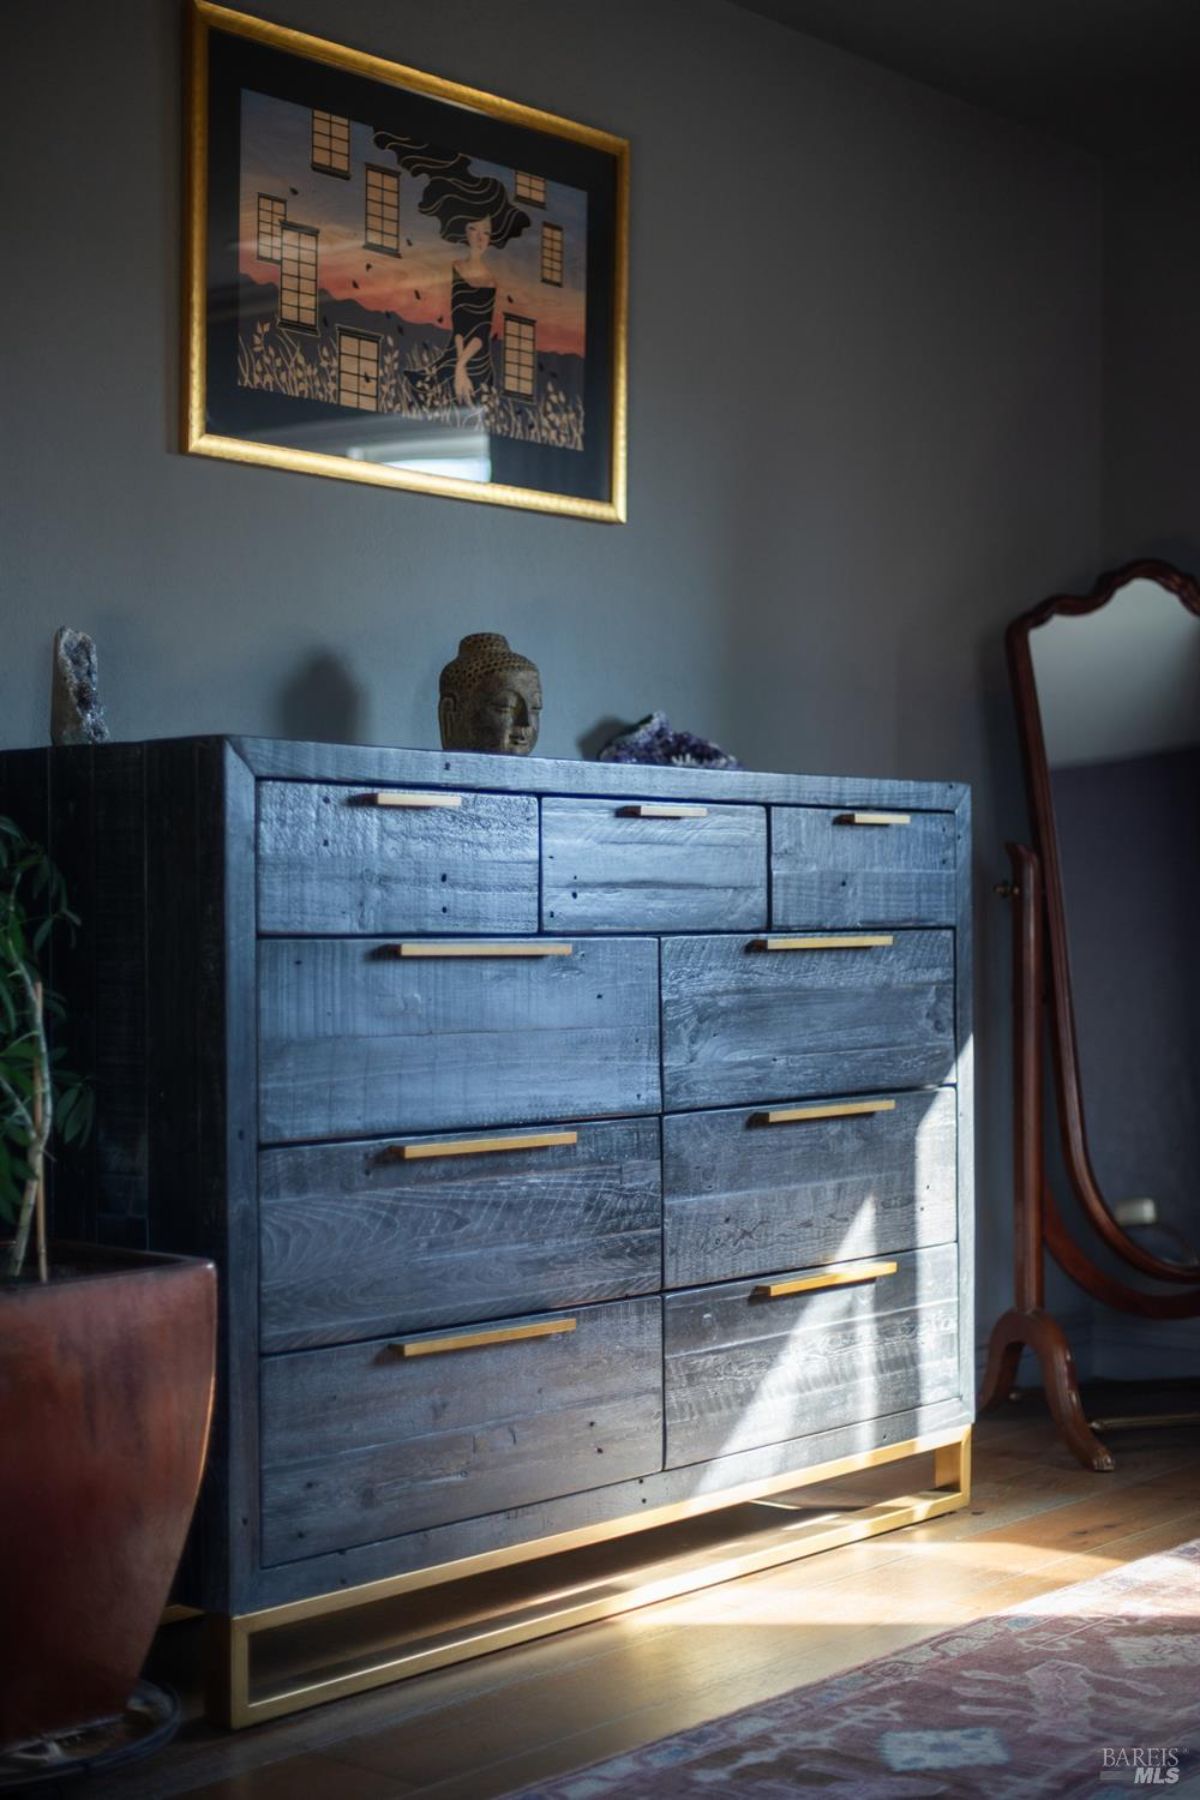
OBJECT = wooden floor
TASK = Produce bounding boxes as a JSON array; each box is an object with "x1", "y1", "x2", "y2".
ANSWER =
[{"x1": 91, "y1": 1384, "x2": 1200, "y2": 1800}]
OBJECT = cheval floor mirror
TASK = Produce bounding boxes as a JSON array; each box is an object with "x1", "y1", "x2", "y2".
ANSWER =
[{"x1": 982, "y1": 559, "x2": 1200, "y2": 1469}]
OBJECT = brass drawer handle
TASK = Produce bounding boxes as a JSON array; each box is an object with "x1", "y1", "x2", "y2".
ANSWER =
[
  {"x1": 833, "y1": 811, "x2": 911, "y2": 827},
  {"x1": 616, "y1": 803, "x2": 709, "y2": 819},
  {"x1": 748, "y1": 935, "x2": 894, "y2": 952},
  {"x1": 355, "y1": 791, "x2": 463, "y2": 809},
  {"x1": 754, "y1": 1260, "x2": 898, "y2": 1299},
  {"x1": 387, "y1": 942, "x2": 573, "y2": 958},
  {"x1": 388, "y1": 1130, "x2": 578, "y2": 1163},
  {"x1": 753, "y1": 1100, "x2": 896, "y2": 1126},
  {"x1": 393, "y1": 1318, "x2": 577, "y2": 1358}
]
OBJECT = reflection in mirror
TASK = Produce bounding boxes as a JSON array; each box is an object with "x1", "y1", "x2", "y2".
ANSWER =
[{"x1": 1031, "y1": 578, "x2": 1200, "y2": 1263}]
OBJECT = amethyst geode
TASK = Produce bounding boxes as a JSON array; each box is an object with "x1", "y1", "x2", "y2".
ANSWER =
[{"x1": 598, "y1": 712, "x2": 740, "y2": 770}]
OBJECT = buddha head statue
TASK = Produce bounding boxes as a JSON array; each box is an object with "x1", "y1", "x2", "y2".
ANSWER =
[{"x1": 438, "y1": 633, "x2": 542, "y2": 756}]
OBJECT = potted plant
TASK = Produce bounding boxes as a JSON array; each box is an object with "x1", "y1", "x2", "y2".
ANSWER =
[{"x1": 0, "y1": 815, "x2": 217, "y2": 1762}]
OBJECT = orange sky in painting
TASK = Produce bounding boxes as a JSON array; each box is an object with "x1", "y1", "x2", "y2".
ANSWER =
[{"x1": 240, "y1": 229, "x2": 584, "y2": 355}]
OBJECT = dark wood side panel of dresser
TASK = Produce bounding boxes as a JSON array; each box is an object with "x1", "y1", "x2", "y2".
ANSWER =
[{"x1": 0, "y1": 740, "x2": 260, "y2": 1612}]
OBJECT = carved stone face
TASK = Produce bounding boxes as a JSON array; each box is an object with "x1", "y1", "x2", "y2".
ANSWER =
[{"x1": 439, "y1": 665, "x2": 542, "y2": 755}]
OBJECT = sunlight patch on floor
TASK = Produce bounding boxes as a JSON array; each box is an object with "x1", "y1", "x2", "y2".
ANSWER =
[{"x1": 599, "y1": 1536, "x2": 1196, "y2": 1632}]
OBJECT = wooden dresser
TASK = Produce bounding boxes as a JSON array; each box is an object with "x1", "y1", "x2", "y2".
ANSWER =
[{"x1": 0, "y1": 737, "x2": 974, "y2": 1725}]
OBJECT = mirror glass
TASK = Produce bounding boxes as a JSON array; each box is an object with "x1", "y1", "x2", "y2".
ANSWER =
[{"x1": 1031, "y1": 577, "x2": 1200, "y2": 1263}]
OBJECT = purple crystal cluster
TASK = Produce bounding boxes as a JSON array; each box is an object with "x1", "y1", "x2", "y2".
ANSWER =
[{"x1": 598, "y1": 711, "x2": 740, "y2": 770}]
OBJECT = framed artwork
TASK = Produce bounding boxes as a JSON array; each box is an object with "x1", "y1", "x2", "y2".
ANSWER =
[{"x1": 185, "y1": 2, "x2": 628, "y2": 521}]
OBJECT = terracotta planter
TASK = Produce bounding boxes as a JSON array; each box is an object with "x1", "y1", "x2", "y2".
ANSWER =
[{"x1": 0, "y1": 1245, "x2": 216, "y2": 1748}]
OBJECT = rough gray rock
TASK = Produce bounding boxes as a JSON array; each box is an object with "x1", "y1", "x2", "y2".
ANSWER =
[{"x1": 51, "y1": 629, "x2": 110, "y2": 746}]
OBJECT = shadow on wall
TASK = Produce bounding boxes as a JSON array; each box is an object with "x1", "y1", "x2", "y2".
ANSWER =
[
  {"x1": 277, "y1": 652, "x2": 365, "y2": 744},
  {"x1": 576, "y1": 715, "x2": 635, "y2": 761}
]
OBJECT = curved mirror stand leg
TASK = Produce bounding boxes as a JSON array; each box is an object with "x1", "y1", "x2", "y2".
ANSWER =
[
  {"x1": 978, "y1": 843, "x2": 1115, "y2": 1472},
  {"x1": 980, "y1": 1309, "x2": 1114, "y2": 1473}
]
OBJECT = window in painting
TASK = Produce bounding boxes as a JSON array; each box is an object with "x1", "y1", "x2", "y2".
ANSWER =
[
  {"x1": 256, "y1": 193, "x2": 286, "y2": 264},
  {"x1": 502, "y1": 314, "x2": 537, "y2": 399},
  {"x1": 338, "y1": 329, "x2": 380, "y2": 411},
  {"x1": 513, "y1": 170, "x2": 546, "y2": 207},
  {"x1": 311, "y1": 110, "x2": 351, "y2": 177},
  {"x1": 279, "y1": 223, "x2": 319, "y2": 330},
  {"x1": 364, "y1": 165, "x2": 401, "y2": 254},
  {"x1": 540, "y1": 222, "x2": 564, "y2": 287}
]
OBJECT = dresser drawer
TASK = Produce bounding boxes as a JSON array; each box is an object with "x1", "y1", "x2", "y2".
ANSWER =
[
  {"x1": 664, "y1": 1087, "x2": 957, "y2": 1288},
  {"x1": 260, "y1": 1297, "x2": 664, "y2": 1563},
  {"x1": 771, "y1": 805, "x2": 956, "y2": 929},
  {"x1": 257, "y1": 782, "x2": 538, "y2": 935},
  {"x1": 661, "y1": 931, "x2": 955, "y2": 1111},
  {"x1": 664, "y1": 1245, "x2": 959, "y2": 1468},
  {"x1": 542, "y1": 798, "x2": 766, "y2": 933},
  {"x1": 259, "y1": 936, "x2": 661, "y2": 1143},
  {"x1": 260, "y1": 1117, "x2": 662, "y2": 1352}
]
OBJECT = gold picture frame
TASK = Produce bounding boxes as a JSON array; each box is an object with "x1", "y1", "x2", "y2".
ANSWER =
[{"x1": 185, "y1": 1, "x2": 628, "y2": 521}]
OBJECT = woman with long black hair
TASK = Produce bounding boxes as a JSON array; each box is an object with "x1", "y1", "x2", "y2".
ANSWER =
[{"x1": 374, "y1": 134, "x2": 530, "y2": 407}]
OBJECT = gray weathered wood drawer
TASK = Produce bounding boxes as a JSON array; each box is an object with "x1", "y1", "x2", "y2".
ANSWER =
[
  {"x1": 664, "y1": 1087, "x2": 957, "y2": 1288},
  {"x1": 661, "y1": 930, "x2": 955, "y2": 1111},
  {"x1": 259, "y1": 1117, "x2": 663, "y2": 1352},
  {"x1": 771, "y1": 805, "x2": 956, "y2": 929},
  {"x1": 260, "y1": 1297, "x2": 664, "y2": 1563},
  {"x1": 542, "y1": 798, "x2": 766, "y2": 933},
  {"x1": 258, "y1": 936, "x2": 661, "y2": 1143},
  {"x1": 664, "y1": 1244, "x2": 959, "y2": 1468},
  {"x1": 257, "y1": 782, "x2": 538, "y2": 935}
]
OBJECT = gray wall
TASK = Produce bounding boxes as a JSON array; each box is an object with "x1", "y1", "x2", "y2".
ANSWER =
[
  {"x1": 1, "y1": 0, "x2": 1106, "y2": 1361},
  {"x1": 1104, "y1": 154, "x2": 1200, "y2": 568}
]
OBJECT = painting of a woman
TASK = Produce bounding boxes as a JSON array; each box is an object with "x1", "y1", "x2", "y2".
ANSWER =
[{"x1": 373, "y1": 135, "x2": 531, "y2": 409}]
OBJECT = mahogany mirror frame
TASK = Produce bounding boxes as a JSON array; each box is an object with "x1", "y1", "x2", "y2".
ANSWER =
[{"x1": 1008, "y1": 556, "x2": 1200, "y2": 1292}]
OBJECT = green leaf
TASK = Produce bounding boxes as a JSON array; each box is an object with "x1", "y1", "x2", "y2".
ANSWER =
[{"x1": 57, "y1": 1086, "x2": 81, "y2": 1139}]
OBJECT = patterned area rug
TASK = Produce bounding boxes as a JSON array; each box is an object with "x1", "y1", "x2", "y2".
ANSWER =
[{"x1": 510, "y1": 1538, "x2": 1200, "y2": 1798}]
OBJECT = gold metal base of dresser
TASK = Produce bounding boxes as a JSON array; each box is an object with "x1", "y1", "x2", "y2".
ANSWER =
[{"x1": 206, "y1": 1425, "x2": 971, "y2": 1728}]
